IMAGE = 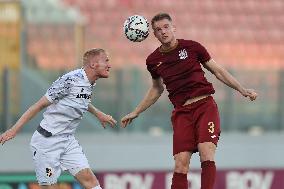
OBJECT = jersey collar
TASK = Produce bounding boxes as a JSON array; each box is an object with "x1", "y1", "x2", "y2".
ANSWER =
[
  {"x1": 81, "y1": 68, "x2": 96, "y2": 87},
  {"x1": 159, "y1": 39, "x2": 179, "y2": 53}
]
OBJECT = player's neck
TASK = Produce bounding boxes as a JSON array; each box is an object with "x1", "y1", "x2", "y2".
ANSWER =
[
  {"x1": 84, "y1": 67, "x2": 97, "y2": 84},
  {"x1": 160, "y1": 39, "x2": 178, "y2": 53}
]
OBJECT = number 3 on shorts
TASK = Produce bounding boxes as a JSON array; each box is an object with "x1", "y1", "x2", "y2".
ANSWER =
[{"x1": 208, "y1": 122, "x2": 215, "y2": 133}]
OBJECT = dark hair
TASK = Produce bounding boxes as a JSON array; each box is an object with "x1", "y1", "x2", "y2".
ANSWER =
[
  {"x1": 151, "y1": 13, "x2": 172, "y2": 27},
  {"x1": 83, "y1": 48, "x2": 105, "y2": 65}
]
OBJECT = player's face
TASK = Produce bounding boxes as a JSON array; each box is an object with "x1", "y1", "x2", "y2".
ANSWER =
[
  {"x1": 153, "y1": 19, "x2": 176, "y2": 44},
  {"x1": 92, "y1": 52, "x2": 111, "y2": 78}
]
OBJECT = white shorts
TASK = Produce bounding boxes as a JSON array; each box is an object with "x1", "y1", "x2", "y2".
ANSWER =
[{"x1": 30, "y1": 131, "x2": 90, "y2": 185}]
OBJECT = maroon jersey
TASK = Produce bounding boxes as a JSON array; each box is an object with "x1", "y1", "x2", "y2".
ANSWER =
[{"x1": 146, "y1": 39, "x2": 215, "y2": 108}]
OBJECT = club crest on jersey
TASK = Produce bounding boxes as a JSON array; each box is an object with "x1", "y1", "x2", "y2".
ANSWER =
[
  {"x1": 179, "y1": 49, "x2": 188, "y2": 60},
  {"x1": 46, "y1": 167, "x2": 53, "y2": 177}
]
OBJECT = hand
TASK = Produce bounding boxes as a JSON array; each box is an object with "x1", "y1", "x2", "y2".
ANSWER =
[
  {"x1": 241, "y1": 88, "x2": 258, "y2": 101},
  {"x1": 97, "y1": 113, "x2": 117, "y2": 129},
  {"x1": 121, "y1": 111, "x2": 139, "y2": 128},
  {"x1": 0, "y1": 127, "x2": 18, "y2": 145}
]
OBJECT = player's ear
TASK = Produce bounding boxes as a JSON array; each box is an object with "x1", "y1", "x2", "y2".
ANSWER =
[
  {"x1": 172, "y1": 25, "x2": 176, "y2": 32},
  {"x1": 89, "y1": 57, "x2": 98, "y2": 68},
  {"x1": 93, "y1": 63, "x2": 97, "y2": 69},
  {"x1": 153, "y1": 31, "x2": 157, "y2": 38},
  {"x1": 153, "y1": 29, "x2": 158, "y2": 38}
]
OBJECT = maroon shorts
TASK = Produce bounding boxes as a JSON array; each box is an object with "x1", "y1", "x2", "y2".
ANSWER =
[{"x1": 171, "y1": 96, "x2": 221, "y2": 155}]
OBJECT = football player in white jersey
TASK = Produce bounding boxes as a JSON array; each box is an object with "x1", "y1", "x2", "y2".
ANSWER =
[{"x1": 0, "y1": 48, "x2": 117, "y2": 189}]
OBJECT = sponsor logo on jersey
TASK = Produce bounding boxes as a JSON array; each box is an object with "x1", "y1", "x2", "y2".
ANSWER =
[{"x1": 76, "y1": 93, "x2": 91, "y2": 99}]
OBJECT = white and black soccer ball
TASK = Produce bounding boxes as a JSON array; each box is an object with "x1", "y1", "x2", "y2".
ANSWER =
[{"x1": 123, "y1": 15, "x2": 149, "y2": 42}]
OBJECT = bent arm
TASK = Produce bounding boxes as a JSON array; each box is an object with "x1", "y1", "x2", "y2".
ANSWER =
[
  {"x1": 120, "y1": 78, "x2": 164, "y2": 127},
  {"x1": 134, "y1": 77, "x2": 164, "y2": 115},
  {"x1": 203, "y1": 59, "x2": 257, "y2": 100},
  {"x1": 12, "y1": 96, "x2": 51, "y2": 133},
  {"x1": 88, "y1": 104, "x2": 117, "y2": 128},
  {"x1": 203, "y1": 59, "x2": 246, "y2": 93},
  {"x1": 88, "y1": 104, "x2": 106, "y2": 118}
]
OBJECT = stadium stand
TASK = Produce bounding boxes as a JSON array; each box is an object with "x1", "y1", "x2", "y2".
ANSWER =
[
  {"x1": 8, "y1": 0, "x2": 282, "y2": 133},
  {"x1": 22, "y1": 0, "x2": 83, "y2": 70},
  {"x1": 21, "y1": 0, "x2": 284, "y2": 70},
  {"x1": 56, "y1": 0, "x2": 284, "y2": 70}
]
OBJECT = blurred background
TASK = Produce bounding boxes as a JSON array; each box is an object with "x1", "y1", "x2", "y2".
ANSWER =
[{"x1": 0, "y1": 0, "x2": 283, "y2": 188}]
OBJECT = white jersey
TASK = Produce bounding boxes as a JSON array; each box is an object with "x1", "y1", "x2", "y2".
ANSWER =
[{"x1": 40, "y1": 68, "x2": 95, "y2": 135}]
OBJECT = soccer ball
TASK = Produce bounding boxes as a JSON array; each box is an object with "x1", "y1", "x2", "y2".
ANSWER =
[{"x1": 123, "y1": 15, "x2": 149, "y2": 42}]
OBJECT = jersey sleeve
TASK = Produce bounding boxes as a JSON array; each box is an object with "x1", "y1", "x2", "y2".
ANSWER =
[
  {"x1": 146, "y1": 64, "x2": 160, "y2": 79},
  {"x1": 45, "y1": 76, "x2": 74, "y2": 103},
  {"x1": 195, "y1": 42, "x2": 211, "y2": 64},
  {"x1": 146, "y1": 55, "x2": 160, "y2": 79}
]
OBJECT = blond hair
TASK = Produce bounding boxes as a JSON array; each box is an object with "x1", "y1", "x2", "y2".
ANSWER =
[{"x1": 83, "y1": 48, "x2": 105, "y2": 66}]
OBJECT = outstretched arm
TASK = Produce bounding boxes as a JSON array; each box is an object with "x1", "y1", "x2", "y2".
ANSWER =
[
  {"x1": 203, "y1": 59, "x2": 258, "y2": 101},
  {"x1": 88, "y1": 104, "x2": 117, "y2": 128},
  {"x1": 121, "y1": 77, "x2": 164, "y2": 128},
  {"x1": 0, "y1": 96, "x2": 51, "y2": 145}
]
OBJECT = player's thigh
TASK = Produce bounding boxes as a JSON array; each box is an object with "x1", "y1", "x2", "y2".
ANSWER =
[
  {"x1": 198, "y1": 142, "x2": 216, "y2": 162},
  {"x1": 60, "y1": 137, "x2": 90, "y2": 176},
  {"x1": 173, "y1": 151, "x2": 193, "y2": 173},
  {"x1": 75, "y1": 168, "x2": 99, "y2": 188},
  {"x1": 172, "y1": 110, "x2": 197, "y2": 155},
  {"x1": 30, "y1": 133, "x2": 62, "y2": 185},
  {"x1": 30, "y1": 146, "x2": 62, "y2": 185},
  {"x1": 196, "y1": 98, "x2": 221, "y2": 145},
  {"x1": 174, "y1": 151, "x2": 192, "y2": 165}
]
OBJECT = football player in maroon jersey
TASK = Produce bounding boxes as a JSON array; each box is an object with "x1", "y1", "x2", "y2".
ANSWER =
[{"x1": 121, "y1": 13, "x2": 257, "y2": 189}]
